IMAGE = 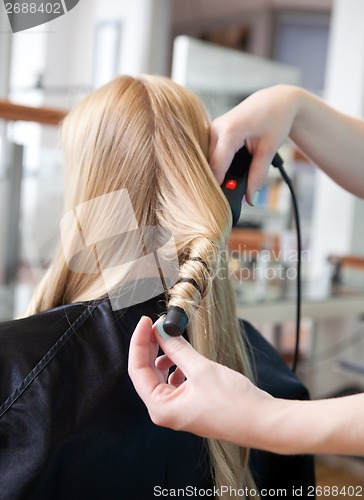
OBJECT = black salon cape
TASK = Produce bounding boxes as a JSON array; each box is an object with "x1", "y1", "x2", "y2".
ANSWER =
[{"x1": 0, "y1": 297, "x2": 315, "y2": 499}]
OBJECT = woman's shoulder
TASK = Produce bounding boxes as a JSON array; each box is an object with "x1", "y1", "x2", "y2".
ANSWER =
[
  {"x1": 0, "y1": 302, "x2": 95, "y2": 364},
  {"x1": 0, "y1": 300, "x2": 124, "y2": 410}
]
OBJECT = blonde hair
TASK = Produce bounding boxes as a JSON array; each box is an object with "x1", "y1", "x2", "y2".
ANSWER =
[{"x1": 26, "y1": 75, "x2": 257, "y2": 499}]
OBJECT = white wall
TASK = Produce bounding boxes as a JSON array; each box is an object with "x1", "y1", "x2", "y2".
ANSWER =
[
  {"x1": 95, "y1": 0, "x2": 171, "y2": 77},
  {"x1": 42, "y1": 0, "x2": 95, "y2": 108},
  {"x1": 309, "y1": 0, "x2": 364, "y2": 280}
]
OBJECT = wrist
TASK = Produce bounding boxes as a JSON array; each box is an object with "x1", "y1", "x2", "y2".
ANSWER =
[
  {"x1": 290, "y1": 86, "x2": 316, "y2": 143},
  {"x1": 251, "y1": 397, "x2": 295, "y2": 453},
  {"x1": 259, "y1": 398, "x2": 336, "y2": 455},
  {"x1": 223, "y1": 387, "x2": 281, "y2": 451},
  {"x1": 233, "y1": 395, "x2": 314, "y2": 455}
]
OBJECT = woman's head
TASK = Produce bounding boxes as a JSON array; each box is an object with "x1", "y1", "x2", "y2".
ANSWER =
[
  {"x1": 62, "y1": 75, "x2": 229, "y2": 233},
  {"x1": 57, "y1": 75, "x2": 233, "y2": 311},
  {"x1": 28, "y1": 75, "x2": 256, "y2": 499}
]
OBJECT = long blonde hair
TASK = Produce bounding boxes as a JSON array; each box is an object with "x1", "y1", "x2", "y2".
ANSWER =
[{"x1": 26, "y1": 75, "x2": 257, "y2": 499}]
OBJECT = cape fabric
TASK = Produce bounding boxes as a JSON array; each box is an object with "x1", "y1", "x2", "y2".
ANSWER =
[{"x1": 0, "y1": 296, "x2": 315, "y2": 499}]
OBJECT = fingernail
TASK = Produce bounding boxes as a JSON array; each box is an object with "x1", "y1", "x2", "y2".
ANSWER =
[
  {"x1": 251, "y1": 191, "x2": 260, "y2": 206},
  {"x1": 153, "y1": 316, "x2": 172, "y2": 340}
]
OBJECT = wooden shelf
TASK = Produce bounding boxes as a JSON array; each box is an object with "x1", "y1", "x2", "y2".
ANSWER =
[
  {"x1": 0, "y1": 99, "x2": 67, "y2": 126},
  {"x1": 228, "y1": 228, "x2": 280, "y2": 254},
  {"x1": 328, "y1": 254, "x2": 364, "y2": 270}
]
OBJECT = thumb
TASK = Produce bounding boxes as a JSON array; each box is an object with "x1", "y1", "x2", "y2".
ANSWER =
[
  {"x1": 153, "y1": 318, "x2": 207, "y2": 379},
  {"x1": 245, "y1": 146, "x2": 274, "y2": 205}
]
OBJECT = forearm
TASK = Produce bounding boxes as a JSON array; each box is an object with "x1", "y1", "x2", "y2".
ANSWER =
[
  {"x1": 129, "y1": 318, "x2": 364, "y2": 457},
  {"x1": 290, "y1": 86, "x2": 364, "y2": 197},
  {"x1": 248, "y1": 393, "x2": 364, "y2": 456}
]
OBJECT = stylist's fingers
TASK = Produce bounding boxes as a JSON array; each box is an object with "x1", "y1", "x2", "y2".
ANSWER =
[
  {"x1": 154, "y1": 328, "x2": 208, "y2": 381},
  {"x1": 209, "y1": 121, "x2": 242, "y2": 185},
  {"x1": 155, "y1": 354, "x2": 174, "y2": 371},
  {"x1": 245, "y1": 141, "x2": 275, "y2": 205},
  {"x1": 155, "y1": 354, "x2": 186, "y2": 385},
  {"x1": 155, "y1": 354, "x2": 177, "y2": 382},
  {"x1": 128, "y1": 316, "x2": 163, "y2": 402},
  {"x1": 168, "y1": 367, "x2": 186, "y2": 387},
  {"x1": 210, "y1": 139, "x2": 236, "y2": 185},
  {"x1": 155, "y1": 352, "x2": 187, "y2": 386}
]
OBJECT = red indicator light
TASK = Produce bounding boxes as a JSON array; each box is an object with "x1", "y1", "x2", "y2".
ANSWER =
[{"x1": 225, "y1": 179, "x2": 237, "y2": 190}]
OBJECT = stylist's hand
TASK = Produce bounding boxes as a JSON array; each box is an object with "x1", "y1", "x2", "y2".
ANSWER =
[
  {"x1": 210, "y1": 85, "x2": 300, "y2": 204},
  {"x1": 128, "y1": 316, "x2": 273, "y2": 448}
]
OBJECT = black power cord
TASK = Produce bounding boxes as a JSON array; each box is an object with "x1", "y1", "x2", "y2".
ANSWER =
[{"x1": 272, "y1": 153, "x2": 302, "y2": 373}]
